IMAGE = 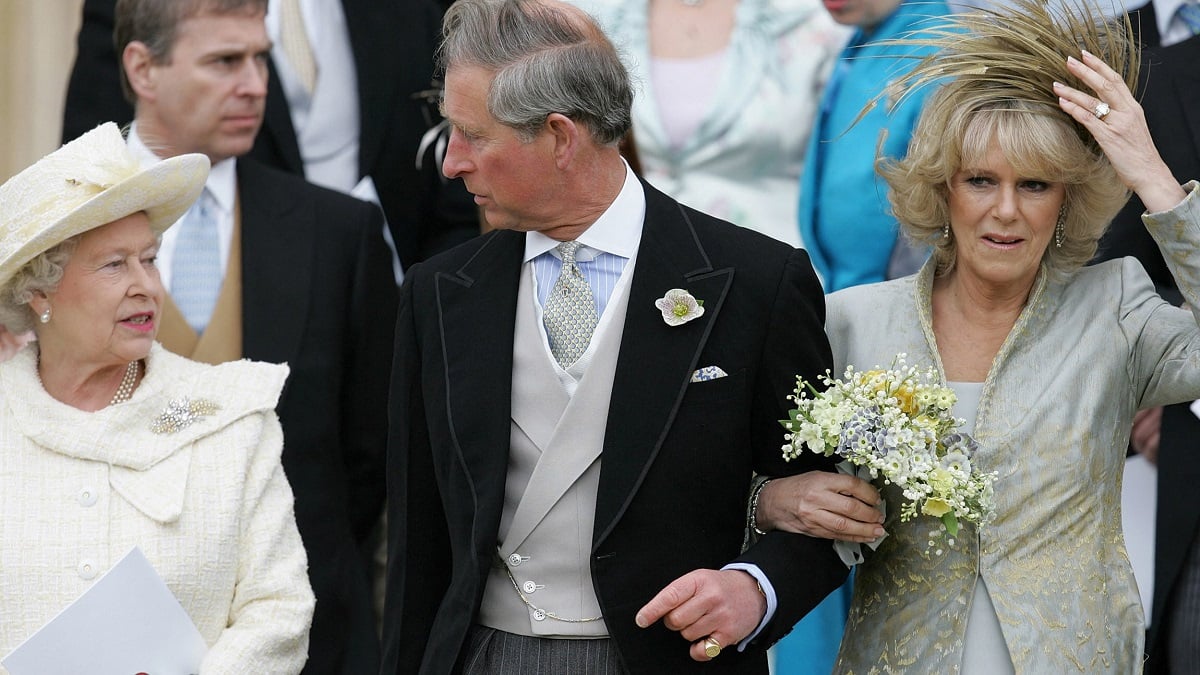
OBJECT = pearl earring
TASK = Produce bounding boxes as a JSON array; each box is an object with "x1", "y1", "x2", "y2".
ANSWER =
[{"x1": 39, "y1": 306, "x2": 51, "y2": 324}]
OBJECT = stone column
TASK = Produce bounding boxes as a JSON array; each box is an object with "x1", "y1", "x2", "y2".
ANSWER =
[{"x1": 0, "y1": 0, "x2": 84, "y2": 182}]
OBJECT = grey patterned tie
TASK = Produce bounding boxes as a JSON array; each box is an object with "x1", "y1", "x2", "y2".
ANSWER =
[{"x1": 543, "y1": 241, "x2": 597, "y2": 368}]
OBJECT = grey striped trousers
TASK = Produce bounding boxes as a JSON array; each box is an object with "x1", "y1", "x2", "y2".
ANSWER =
[
  {"x1": 463, "y1": 625, "x2": 630, "y2": 675},
  {"x1": 1168, "y1": 532, "x2": 1200, "y2": 672}
]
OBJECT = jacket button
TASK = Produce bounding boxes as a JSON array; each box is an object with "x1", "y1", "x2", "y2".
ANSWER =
[
  {"x1": 78, "y1": 486, "x2": 98, "y2": 507},
  {"x1": 533, "y1": 609, "x2": 547, "y2": 621},
  {"x1": 522, "y1": 580, "x2": 538, "y2": 594},
  {"x1": 77, "y1": 559, "x2": 98, "y2": 580}
]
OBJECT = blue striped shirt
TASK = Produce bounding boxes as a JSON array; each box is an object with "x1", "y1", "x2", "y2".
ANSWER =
[{"x1": 525, "y1": 161, "x2": 644, "y2": 318}]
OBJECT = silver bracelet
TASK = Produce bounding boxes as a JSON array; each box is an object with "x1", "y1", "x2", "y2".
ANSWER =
[{"x1": 748, "y1": 476, "x2": 773, "y2": 537}]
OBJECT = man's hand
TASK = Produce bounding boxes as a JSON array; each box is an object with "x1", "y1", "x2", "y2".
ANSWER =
[
  {"x1": 758, "y1": 472, "x2": 885, "y2": 543},
  {"x1": 635, "y1": 569, "x2": 765, "y2": 662},
  {"x1": 1130, "y1": 406, "x2": 1162, "y2": 464}
]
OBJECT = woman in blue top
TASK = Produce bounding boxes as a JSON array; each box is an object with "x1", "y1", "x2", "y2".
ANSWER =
[{"x1": 798, "y1": 0, "x2": 950, "y2": 292}]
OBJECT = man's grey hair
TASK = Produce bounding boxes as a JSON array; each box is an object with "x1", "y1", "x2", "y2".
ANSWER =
[{"x1": 439, "y1": 0, "x2": 632, "y2": 145}]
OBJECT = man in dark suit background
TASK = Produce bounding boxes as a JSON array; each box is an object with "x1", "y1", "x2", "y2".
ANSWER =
[
  {"x1": 64, "y1": 0, "x2": 478, "y2": 272},
  {"x1": 380, "y1": 0, "x2": 848, "y2": 672},
  {"x1": 1093, "y1": 1, "x2": 1200, "y2": 671},
  {"x1": 114, "y1": 0, "x2": 397, "y2": 672}
]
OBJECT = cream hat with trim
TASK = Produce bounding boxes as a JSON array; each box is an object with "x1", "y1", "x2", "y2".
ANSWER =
[{"x1": 0, "y1": 122, "x2": 209, "y2": 291}]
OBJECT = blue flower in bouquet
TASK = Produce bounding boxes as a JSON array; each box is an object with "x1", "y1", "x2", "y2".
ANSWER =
[
  {"x1": 780, "y1": 354, "x2": 997, "y2": 543},
  {"x1": 940, "y1": 450, "x2": 972, "y2": 474},
  {"x1": 840, "y1": 412, "x2": 883, "y2": 456}
]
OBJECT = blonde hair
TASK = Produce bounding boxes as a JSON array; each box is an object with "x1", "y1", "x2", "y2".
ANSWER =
[
  {"x1": 872, "y1": 0, "x2": 1138, "y2": 276},
  {"x1": 883, "y1": 93, "x2": 1129, "y2": 276}
]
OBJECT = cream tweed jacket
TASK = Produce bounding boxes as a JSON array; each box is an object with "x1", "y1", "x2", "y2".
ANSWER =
[
  {"x1": 829, "y1": 181, "x2": 1200, "y2": 674},
  {"x1": 0, "y1": 342, "x2": 314, "y2": 674}
]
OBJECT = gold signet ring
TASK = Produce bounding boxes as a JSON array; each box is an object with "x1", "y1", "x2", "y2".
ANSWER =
[{"x1": 703, "y1": 636, "x2": 722, "y2": 658}]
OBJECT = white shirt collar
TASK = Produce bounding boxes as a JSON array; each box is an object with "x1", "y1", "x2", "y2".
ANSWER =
[
  {"x1": 1155, "y1": 0, "x2": 1191, "y2": 46},
  {"x1": 127, "y1": 123, "x2": 237, "y2": 215},
  {"x1": 523, "y1": 160, "x2": 645, "y2": 263}
]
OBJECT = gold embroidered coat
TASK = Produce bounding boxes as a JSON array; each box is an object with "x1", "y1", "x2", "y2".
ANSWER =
[{"x1": 828, "y1": 182, "x2": 1200, "y2": 674}]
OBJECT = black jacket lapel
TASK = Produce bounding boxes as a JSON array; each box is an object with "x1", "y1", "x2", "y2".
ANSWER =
[
  {"x1": 437, "y1": 231, "x2": 525, "y2": 523},
  {"x1": 594, "y1": 182, "x2": 734, "y2": 543},
  {"x1": 238, "y1": 159, "x2": 312, "y2": 363}
]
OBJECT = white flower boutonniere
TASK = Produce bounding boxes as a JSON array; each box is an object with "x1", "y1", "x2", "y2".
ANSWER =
[{"x1": 655, "y1": 289, "x2": 704, "y2": 326}]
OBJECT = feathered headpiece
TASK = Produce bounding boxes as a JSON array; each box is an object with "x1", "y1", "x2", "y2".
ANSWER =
[{"x1": 873, "y1": 0, "x2": 1139, "y2": 149}]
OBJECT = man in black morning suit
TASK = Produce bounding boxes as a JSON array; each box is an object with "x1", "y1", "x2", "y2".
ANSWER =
[
  {"x1": 380, "y1": 1, "x2": 847, "y2": 672},
  {"x1": 64, "y1": 0, "x2": 478, "y2": 270},
  {"x1": 115, "y1": 0, "x2": 397, "y2": 672},
  {"x1": 1093, "y1": 1, "x2": 1200, "y2": 671}
]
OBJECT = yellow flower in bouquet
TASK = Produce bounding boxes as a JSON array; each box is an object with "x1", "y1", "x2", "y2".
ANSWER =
[{"x1": 922, "y1": 498, "x2": 953, "y2": 518}]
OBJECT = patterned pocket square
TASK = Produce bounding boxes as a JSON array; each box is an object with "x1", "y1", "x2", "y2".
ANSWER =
[{"x1": 690, "y1": 366, "x2": 728, "y2": 383}]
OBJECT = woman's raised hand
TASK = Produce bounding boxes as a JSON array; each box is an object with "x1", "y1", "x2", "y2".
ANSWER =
[{"x1": 1054, "y1": 50, "x2": 1186, "y2": 213}]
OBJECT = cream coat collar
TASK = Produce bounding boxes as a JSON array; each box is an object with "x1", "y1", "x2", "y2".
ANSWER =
[{"x1": 0, "y1": 343, "x2": 287, "y2": 522}]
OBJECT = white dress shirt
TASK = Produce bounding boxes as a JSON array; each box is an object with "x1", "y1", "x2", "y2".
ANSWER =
[
  {"x1": 1155, "y1": 0, "x2": 1199, "y2": 47},
  {"x1": 265, "y1": 0, "x2": 361, "y2": 193},
  {"x1": 264, "y1": 0, "x2": 404, "y2": 283},
  {"x1": 525, "y1": 160, "x2": 643, "y2": 395},
  {"x1": 126, "y1": 124, "x2": 237, "y2": 293}
]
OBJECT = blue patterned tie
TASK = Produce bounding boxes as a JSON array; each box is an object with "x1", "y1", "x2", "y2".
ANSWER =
[
  {"x1": 543, "y1": 241, "x2": 597, "y2": 368},
  {"x1": 172, "y1": 190, "x2": 222, "y2": 333},
  {"x1": 1178, "y1": 1, "x2": 1200, "y2": 34}
]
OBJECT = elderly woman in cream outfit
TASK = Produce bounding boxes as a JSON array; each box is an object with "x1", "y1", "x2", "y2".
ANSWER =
[
  {"x1": 753, "y1": 3, "x2": 1200, "y2": 673},
  {"x1": 0, "y1": 123, "x2": 313, "y2": 673}
]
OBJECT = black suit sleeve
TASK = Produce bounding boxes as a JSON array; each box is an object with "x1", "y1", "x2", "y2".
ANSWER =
[
  {"x1": 342, "y1": 201, "x2": 399, "y2": 546},
  {"x1": 734, "y1": 247, "x2": 847, "y2": 647},
  {"x1": 63, "y1": 0, "x2": 132, "y2": 143},
  {"x1": 380, "y1": 267, "x2": 451, "y2": 674}
]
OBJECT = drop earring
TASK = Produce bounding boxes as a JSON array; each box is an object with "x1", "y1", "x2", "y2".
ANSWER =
[
  {"x1": 943, "y1": 224, "x2": 951, "y2": 240},
  {"x1": 1055, "y1": 206, "x2": 1066, "y2": 248},
  {"x1": 39, "y1": 306, "x2": 51, "y2": 324}
]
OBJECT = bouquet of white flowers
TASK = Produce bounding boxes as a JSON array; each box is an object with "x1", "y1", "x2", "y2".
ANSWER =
[{"x1": 781, "y1": 355, "x2": 996, "y2": 539}]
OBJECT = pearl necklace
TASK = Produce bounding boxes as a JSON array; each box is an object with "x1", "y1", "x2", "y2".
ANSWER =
[{"x1": 110, "y1": 360, "x2": 140, "y2": 406}]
